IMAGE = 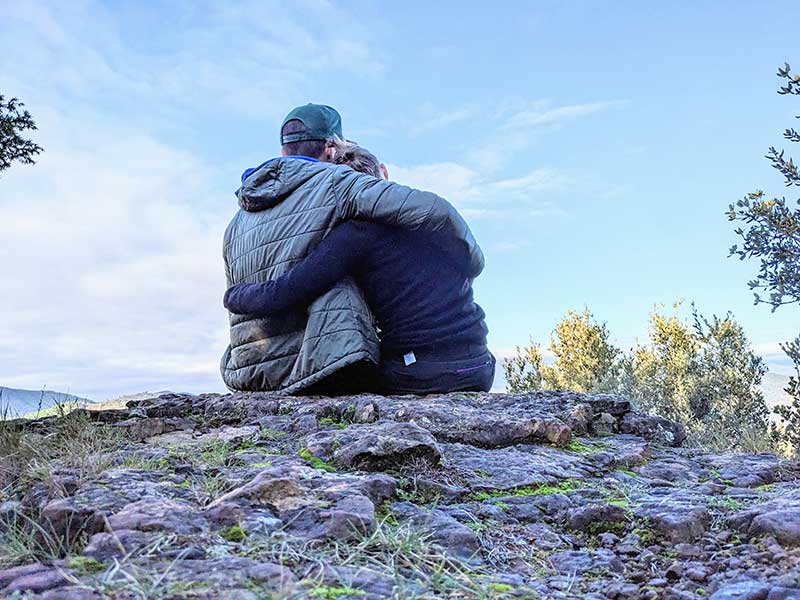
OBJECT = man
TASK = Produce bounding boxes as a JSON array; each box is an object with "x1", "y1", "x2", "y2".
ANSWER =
[
  {"x1": 220, "y1": 104, "x2": 483, "y2": 393},
  {"x1": 224, "y1": 145, "x2": 494, "y2": 394}
]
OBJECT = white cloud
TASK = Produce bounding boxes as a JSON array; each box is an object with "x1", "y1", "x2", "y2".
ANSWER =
[
  {"x1": 1, "y1": 1, "x2": 384, "y2": 123},
  {"x1": 487, "y1": 168, "x2": 568, "y2": 196},
  {"x1": 387, "y1": 162, "x2": 569, "y2": 219},
  {"x1": 502, "y1": 100, "x2": 629, "y2": 129},
  {"x1": 386, "y1": 162, "x2": 480, "y2": 204},
  {"x1": 0, "y1": 108, "x2": 232, "y2": 400},
  {"x1": 472, "y1": 98, "x2": 628, "y2": 171},
  {"x1": 0, "y1": 0, "x2": 391, "y2": 399},
  {"x1": 409, "y1": 106, "x2": 479, "y2": 137}
]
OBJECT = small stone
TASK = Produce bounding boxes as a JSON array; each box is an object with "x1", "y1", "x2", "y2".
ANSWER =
[
  {"x1": 307, "y1": 421, "x2": 442, "y2": 470},
  {"x1": 665, "y1": 562, "x2": 683, "y2": 581},
  {"x1": 749, "y1": 509, "x2": 800, "y2": 547},
  {"x1": 717, "y1": 531, "x2": 732, "y2": 543},
  {"x1": 643, "y1": 506, "x2": 710, "y2": 543},
  {"x1": 604, "y1": 582, "x2": 640, "y2": 598},
  {"x1": 686, "y1": 567, "x2": 708, "y2": 582},
  {"x1": 709, "y1": 581, "x2": 770, "y2": 600},
  {"x1": 352, "y1": 400, "x2": 379, "y2": 423},
  {"x1": 567, "y1": 503, "x2": 629, "y2": 533},
  {"x1": 107, "y1": 499, "x2": 206, "y2": 535},
  {"x1": 0, "y1": 563, "x2": 51, "y2": 588},
  {"x1": 83, "y1": 529, "x2": 154, "y2": 560},
  {"x1": 598, "y1": 532, "x2": 619, "y2": 547},
  {"x1": 40, "y1": 498, "x2": 106, "y2": 545},
  {"x1": 676, "y1": 542, "x2": 703, "y2": 558},
  {"x1": 549, "y1": 549, "x2": 624, "y2": 575},
  {"x1": 290, "y1": 414, "x2": 318, "y2": 433},
  {"x1": 3, "y1": 568, "x2": 69, "y2": 594},
  {"x1": 391, "y1": 503, "x2": 478, "y2": 558},
  {"x1": 591, "y1": 412, "x2": 617, "y2": 436},
  {"x1": 39, "y1": 586, "x2": 104, "y2": 599},
  {"x1": 208, "y1": 472, "x2": 311, "y2": 513},
  {"x1": 246, "y1": 562, "x2": 295, "y2": 586}
]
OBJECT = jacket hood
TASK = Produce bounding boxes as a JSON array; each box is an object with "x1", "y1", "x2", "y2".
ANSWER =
[{"x1": 236, "y1": 158, "x2": 325, "y2": 212}]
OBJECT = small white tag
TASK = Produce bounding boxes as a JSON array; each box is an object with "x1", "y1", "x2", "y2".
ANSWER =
[{"x1": 403, "y1": 351, "x2": 416, "y2": 366}]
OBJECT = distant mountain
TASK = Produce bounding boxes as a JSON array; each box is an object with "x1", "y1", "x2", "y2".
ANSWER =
[
  {"x1": 92, "y1": 390, "x2": 176, "y2": 411},
  {"x1": 0, "y1": 387, "x2": 94, "y2": 418},
  {"x1": 760, "y1": 372, "x2": 793, "y2": 410}
]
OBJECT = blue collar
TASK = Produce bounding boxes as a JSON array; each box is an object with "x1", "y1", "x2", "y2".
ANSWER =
[{"x1": 240, "y1": 155, "x2": 320, "y2": 184}]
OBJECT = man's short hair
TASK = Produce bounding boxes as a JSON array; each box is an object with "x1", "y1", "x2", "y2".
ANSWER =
[
  {"x1": 281, "y1": 119, "x2": 329, "y2": 159},
  {"x1": 333, "y1": 145, "x2": 382, "y2": 178}
]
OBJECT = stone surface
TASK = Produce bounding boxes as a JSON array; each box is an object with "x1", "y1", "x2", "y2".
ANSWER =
[{"x1": 1, "y1": 390, "x2": 799, "y2": 599}]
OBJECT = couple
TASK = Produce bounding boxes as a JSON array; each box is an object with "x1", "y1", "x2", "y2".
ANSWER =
[{"x1": 220, "y1": 104, "x2": 494, "y2": 396}]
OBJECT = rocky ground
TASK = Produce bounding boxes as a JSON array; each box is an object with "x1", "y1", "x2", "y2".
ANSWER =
[{"x1": 1, "y1": 391, "x2": 799, "y2": 599}]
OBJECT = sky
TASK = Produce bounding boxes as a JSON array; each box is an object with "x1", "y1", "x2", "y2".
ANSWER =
[{"x1": 1, "y1": 0, "x2": 798, "y2": 400}]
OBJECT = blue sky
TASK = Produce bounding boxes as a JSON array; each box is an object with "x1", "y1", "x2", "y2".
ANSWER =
[{"x1": 1, "y1": 1, "x2": 798, "y2": 399}]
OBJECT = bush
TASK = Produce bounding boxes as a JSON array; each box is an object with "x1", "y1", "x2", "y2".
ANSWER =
[
  {"x1": 504, "y1": 308, "x2": 620, "y2": 393},
  {"x1": 506, "y1": 304, "x2": 773, "y2": 452},
  {"x1": 621, "y1": 307, "x2": 770, "y2": 450}
]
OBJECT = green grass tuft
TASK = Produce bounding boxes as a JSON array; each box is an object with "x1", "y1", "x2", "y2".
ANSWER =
[
  {"x1": 298, "y1": 448, "x2": 336, "y2": 472},
  {"x1": 309, "y1": 586, "x2": 365, "y2": 599},
  {"x1": 220, "y1": 524, "x2": 247, "y2": 543},
  {"x1": 488, "y1": 582, "x2": 514, "y2": 593},
  {"x1": 319, "y1": 417, "x2": 349, "y2": 429},
  {"x1": 566, "y1": 439, "x2": 611, "y2": 454},
  {"x1": 67, "y1": 555, "x2": 106, "y2": 574},
  {"x1": 472, "y1": 479, "x2": 585, "y2": 501}
]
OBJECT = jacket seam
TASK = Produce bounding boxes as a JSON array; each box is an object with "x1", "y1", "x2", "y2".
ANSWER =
[
  {"x1": 227, "y1": 225, "x2": 330, "y2": 269},
  {"x1": 225, "y1": 326, "x2": 377, "y2": 372},
  {"x1": 422, "y1": 192, "x2": 437, "y2": 229},
  {"x1": 395, "y1": 189, "x2": 411, "y2": 226},
  {"x1": 224, "y1": 204, "x2": 332, "y2": 252},
  {"x1": 229, "y1": 304, "x2": 375, "y2": 337}
]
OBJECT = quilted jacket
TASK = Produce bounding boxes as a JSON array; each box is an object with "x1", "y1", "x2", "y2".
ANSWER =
[{"x1": 220, "y1": 157, "x2": 484, "y2": 393}]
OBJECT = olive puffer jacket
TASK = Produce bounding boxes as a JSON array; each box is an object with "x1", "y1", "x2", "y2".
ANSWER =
[{"x1": 221, "y1": 157, "x2": 484, "y2": 393}]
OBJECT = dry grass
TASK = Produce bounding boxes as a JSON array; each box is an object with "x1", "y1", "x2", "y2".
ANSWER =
[
  {"x1": 0, "y1": 407, "x2": 126, "y2": 566},
  {"x1": 240, "y1": 517, "x2": 526, "y2": 599}
]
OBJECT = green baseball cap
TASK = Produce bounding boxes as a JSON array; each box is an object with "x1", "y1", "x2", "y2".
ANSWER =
[{"x1": 280, "y1": 103, "x2": 343, "y2": 145}]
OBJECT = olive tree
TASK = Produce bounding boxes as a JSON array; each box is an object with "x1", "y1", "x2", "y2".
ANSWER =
[{"x1": 728, "y1": 62, "x2": 800, "y2": 454}]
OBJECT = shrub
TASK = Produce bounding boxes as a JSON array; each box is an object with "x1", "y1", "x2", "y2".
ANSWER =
[
  {"x1": 504, "y1": 308, "x2": 620, "y2": 393},
  {"x1": 506, "y1": 304, "x2": 772, "y2": 452}
]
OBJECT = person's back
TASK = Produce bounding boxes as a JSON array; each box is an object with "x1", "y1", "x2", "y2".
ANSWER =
[
  {"x1": 328, "y1": 222, "x2": 494, "y2": 394},
  {"x1": 346, "y1": 224, "x2": 485, "y2": 350},
  {"x1": 222, "y1": 158, "x2": 380, "y2": 392}
]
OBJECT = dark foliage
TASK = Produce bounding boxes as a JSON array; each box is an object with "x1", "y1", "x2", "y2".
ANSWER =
[
  {"x1": 728, "y1": 63, "x2": 800, "y2": 455},
  {"x1": 0, "y1": 95, "x2": 43, "y2": 174}
]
